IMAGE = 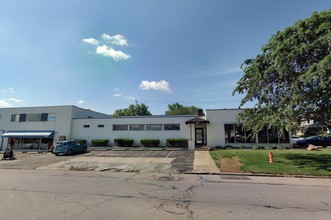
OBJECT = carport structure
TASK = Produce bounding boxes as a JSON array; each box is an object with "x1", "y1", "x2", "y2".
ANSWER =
[{"x1": 1, "y1": 130, "x2": 55, "y2": 151}]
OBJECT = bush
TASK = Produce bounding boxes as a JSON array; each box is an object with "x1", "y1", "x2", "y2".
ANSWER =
[
  {"x1": 266, "y1": 145, "x2": 278, "y2": 150},
  {"x1": 166, "y1": 139, "x2": 188, "y2": 148},
  {"x1": 252, "y1": 145, "x2": 265, "y2": 150},
  {"x1": 277, "y1": 145, "x2": 289, "y2": 150},
  {"x1": 91, "y1": 139, "x2": 109, "y2": 146},
  {"x1": 140, "y1": 139, "x2": 160, "y2": 147},
  {"x1": 224, "y1": 145, "x2": 234, "y2": 149},
  {"x1": 75, "y1": 139, "x2": 87, "y2": 145},
  {"x1": 114, "y1": 138, "x2": 134, "y2": 147}
]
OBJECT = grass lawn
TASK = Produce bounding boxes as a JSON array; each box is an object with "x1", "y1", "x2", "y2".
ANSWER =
[{"x1": 210, "y1": 148, "x2": 331, "y2": 176}]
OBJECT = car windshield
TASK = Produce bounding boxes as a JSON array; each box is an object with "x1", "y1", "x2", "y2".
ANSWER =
[{"x1": 56, "y1": 142, "x2": 66, "y2": 146}]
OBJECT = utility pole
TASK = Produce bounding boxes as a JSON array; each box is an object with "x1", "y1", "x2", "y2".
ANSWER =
[{"x1": 135, "y1": 100, "x2": 138, "y2": 116}]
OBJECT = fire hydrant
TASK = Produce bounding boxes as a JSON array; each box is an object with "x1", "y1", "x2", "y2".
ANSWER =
[{"x1": 269, "y1": 151, "x2": 274, "y2": 163}]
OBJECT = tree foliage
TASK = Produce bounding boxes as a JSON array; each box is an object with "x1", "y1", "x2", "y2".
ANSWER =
[
  {"x1": 165, "y1": 102, "x2": 199, "y2": 115},
  {"x1": 233, "y1": 10, "x2": 331, "y2": 133},
  {"x1": 112, "y1": 103, "x2": 152, "y2": 118}
]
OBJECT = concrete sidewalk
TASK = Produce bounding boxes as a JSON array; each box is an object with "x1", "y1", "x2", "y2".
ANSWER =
[{"x1": 192, "y1": 151, "x2": 220, "y2": 173}]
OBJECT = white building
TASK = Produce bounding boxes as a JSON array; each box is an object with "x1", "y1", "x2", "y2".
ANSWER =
[
  {"x1": 0, "y1": 106, "x2": 110, "y2": 151},
  {"x1": 0, "y1": 106, "x2": 291, "y2": 151}
]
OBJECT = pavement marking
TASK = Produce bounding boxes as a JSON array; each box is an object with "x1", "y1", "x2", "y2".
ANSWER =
[{"x1": 162, "y1": 151, "x2": 174, "y2": 162}]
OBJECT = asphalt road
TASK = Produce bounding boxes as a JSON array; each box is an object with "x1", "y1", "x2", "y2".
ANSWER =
[
  {"x1": 0, "y1": 170, "x2": 330, "y2": 220},
  {"x1": 0, "y1": 150, "x2": 194, "y2": 173}
]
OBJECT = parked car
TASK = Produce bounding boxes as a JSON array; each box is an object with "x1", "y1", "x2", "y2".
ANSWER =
[
  {"x1": 291, "y1": 136, "x2": 304, "y2": 144},
  {"x1": 53, "y1": 140, "x2": 87, "y2": 156},
  {"x1": 293, "y1": 136, "x2": 331, "y2": 148}
]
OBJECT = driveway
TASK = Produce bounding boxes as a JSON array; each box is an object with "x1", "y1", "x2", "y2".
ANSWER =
[{"x1": 0, "y1": 150, "x2": 194, "y2": 173}]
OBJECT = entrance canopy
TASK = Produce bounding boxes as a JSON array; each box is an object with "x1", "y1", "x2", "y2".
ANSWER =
[
  {"x1": 185, "y1": 117, "x2": 210, "y2": 124},
  {"x1": 1, "y1": 130, "x2": 55, "y2": 138}
]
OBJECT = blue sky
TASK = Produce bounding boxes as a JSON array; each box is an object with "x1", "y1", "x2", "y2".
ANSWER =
[{"x1": 0, "y1": 1, "x2": 329, "y2": 115}]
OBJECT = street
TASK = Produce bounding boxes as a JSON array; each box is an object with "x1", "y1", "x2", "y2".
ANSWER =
[{"x1": 0, "y1": 169, "x2": 330, "y2": 220}]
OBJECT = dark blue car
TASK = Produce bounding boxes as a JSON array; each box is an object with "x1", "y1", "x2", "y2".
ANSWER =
[{"x1": 293, "y1": 136, "x2": 331, "y2": 148}]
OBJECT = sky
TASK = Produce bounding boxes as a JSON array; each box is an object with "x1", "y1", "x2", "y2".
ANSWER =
[{"x1": 0, "y1": 0, "x2": 330, "y2": 115}]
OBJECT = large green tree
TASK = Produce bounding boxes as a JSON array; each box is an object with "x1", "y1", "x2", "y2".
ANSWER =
[
  {"x1": 112, "y1": 103, "x2": 152, "y2": 118},
  {"x1": 165, "y1": 102, "x2": 199, "y2": 115},
  {"x1": 233, "y1": 10, "x2": 331, "y2": 133}
]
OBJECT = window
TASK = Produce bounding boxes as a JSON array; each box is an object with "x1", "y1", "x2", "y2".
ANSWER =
[
  {"x1": 113, "y1": 124, "x2": 128, "y2": 131},
  {"x1": 83, "y1": 125, "x2": 90, "y2": 128},
  {"x1": 11, "y1": 113, "x2": 56, "y2": 122},
  {"x1": 146, "y1": 124, "x2": 162, "y2": 131},
  {"x1": 98, "y1": 124, "x2": 104, "y2": 128},
  {"x1": 26, "y1": 113, "x2": 41, "y2": 121},
  {"x1": 257, "y1": 126, "x2": 290, "y2": 144},
  {"x1": 224, "y1": 124, "x2": 256, "y2": 143},
  {"x1": 47, "y1": 113, "x2": 56, "y2": 122},
  {"x1": 19, "y1": 114, "x2": 26, "y2": 122},
  {"x1": 164, "y1": 124, "x2": 180, "y2": 130},
  {"x1": 129, "y1": 124, "x2": 145, "y2": 131},
  {"x1": 41, "y1": 113, "x2": 48, "y2": 121},
  {"x1": 11, "y1": 114, "x2": 20, "y2": 122}
]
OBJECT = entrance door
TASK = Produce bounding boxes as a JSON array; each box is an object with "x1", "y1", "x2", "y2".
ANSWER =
[{"x1": 195, "y1": 128, "x2": 204, "y2": 145}]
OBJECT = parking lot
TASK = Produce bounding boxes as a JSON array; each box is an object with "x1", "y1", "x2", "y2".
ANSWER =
[{"x1": 0, "y1": 150, "x2": 194, "y2": 173}]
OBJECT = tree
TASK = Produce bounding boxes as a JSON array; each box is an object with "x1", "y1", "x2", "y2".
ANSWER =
[
  {"x1": 165, "y1": 102, "x2": 199, "y2": 115},
  {"x1": 233, "y1": 10, "x2": 331, "y2": 134},
  {"x1": 112, "y1": 103, "x2": 152, "y2": 118}
]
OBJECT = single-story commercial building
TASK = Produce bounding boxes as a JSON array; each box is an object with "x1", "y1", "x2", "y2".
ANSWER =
[{"x1": 0, "y1": 105, "x2": 291, "y2": 151}]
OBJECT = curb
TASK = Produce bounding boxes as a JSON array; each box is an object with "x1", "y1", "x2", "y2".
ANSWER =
[{"x1": 183, "y1": 171, "x2": 331, "y2": 179}]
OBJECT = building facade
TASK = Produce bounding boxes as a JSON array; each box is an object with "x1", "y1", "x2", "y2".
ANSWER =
[
  {"x1": 0, "y1": 106, "x2": 110, "y2": 151},
  {"x1": 0, "y1": 106, "x2": 291, "y2": 151}
]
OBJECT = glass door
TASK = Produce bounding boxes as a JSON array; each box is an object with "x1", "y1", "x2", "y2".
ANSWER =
[{"x1": 195, "y1": 128, "x2": 204, "y2": 145}]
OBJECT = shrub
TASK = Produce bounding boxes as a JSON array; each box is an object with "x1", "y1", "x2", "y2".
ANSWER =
[
  {"x1": 266, "y1": 145, "x2": 278, "y2": 150},
  {"x1": 114, "y1": 138, "x2": 134, "y2": 147},
  {"x1": 166, "y1": 139, "x2": 188, "y2": 148},
  {"x1": 91, "y1": 139, "x2": 109, "y2": 146},
  {"x1": 224, "y1": 145, "x2": 234, "y2": 149},
  {"x1": 75, "y1": 139, "x2": 87, "y2": 145},
  {"x1": 140, "y1": 139, "x2": 160, "y2": 147},
  {"x1": 252, "y1": 145, "x2": 265, "y2": 150},
  {"x1": 277, "y1": 145, "x2": 289, "y2": 150}
]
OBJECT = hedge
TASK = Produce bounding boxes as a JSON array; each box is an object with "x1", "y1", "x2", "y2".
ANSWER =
[
  {"x1": 140, "y1": 139, "x2": 160, "y2": 147},
  {"x1": 114, "y1": 138, "x2": 134, "y2": 147},
  {"x1": 166, "y1": 138, "x2": 188, "y2": 148},
  {"x1": 91, "y1": 139, "x2": 109, "y2": 146},
  {"x1": 75, "y1": 139, "x2": 87, "y2": 145}
]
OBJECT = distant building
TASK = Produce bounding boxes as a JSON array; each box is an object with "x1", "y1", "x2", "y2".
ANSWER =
[{"x1": 0, "y1": 106, "x2": 291, "y2": 151}]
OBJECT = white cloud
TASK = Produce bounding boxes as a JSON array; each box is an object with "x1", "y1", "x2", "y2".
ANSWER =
[
  {"x1": 76, "y1": 100, "x2": 85, "y2": 105},
  {"x1": 0, "y1": 97, "x2": 23, "y2": 107},
  {"x1": 96, "y1": 45, "x2": 130, "y2": 61},
  {"x1": 5, "y1": 98, "x2": 22, "y2": 103},
  {"x1": 113, "y1": 88, "x2": 122, "y2": 97},
  {"x1": 196, "y1": 67, "x2": 242, "y2": 77},
  {"x1": 102, "y1": 34, "x2": 128, "y2": 46},
  {"x1": 2, "y1": 87, "x2": 15, "y2": 94},
  {"x1": 82, "y1": 38, "x2": 99, "y2": 46},
  {"x1": 124, "y1": 96, "x2": 136, "y2": 100},
  {"x1": 139, "y1": 80, "x2": 173, "y2": 93},
  {"x1": 0, "y1": 100, "x2": 11, "y2": 107}
]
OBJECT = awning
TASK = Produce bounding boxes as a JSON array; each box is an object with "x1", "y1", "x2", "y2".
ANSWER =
[
  {"x1": 185, "y1": 117, "x2": 210, "y2": 124},
  {"x1": 1, "y1": 130, "x2": 55, "y2": 138}
]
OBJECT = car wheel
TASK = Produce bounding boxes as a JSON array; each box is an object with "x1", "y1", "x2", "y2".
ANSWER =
[
  {"x1": 67, "y1": 149, "x2": 73, "y2": 155},
  {"x1": 83, "y1": 147, "x2": 87, "y2": 153},
  {"x1": 54, "y1": 153, "x2": 59, "y2": 156}
]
